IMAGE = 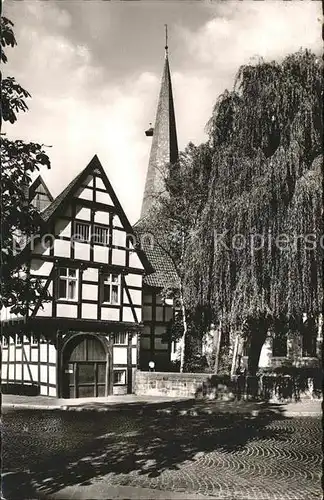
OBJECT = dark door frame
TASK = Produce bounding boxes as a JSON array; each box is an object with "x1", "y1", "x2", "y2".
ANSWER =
[{"x1": 59, "y1": 332, "x2": 112, "y2": 398}]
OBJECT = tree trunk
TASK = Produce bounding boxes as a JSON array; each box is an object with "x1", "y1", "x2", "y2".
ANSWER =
[
  {"x1": 247, "y1": 327, "x2": 268, "y2": 376},
  {"x1": 231, "y1": 334, "x2": 240, "y2": 377},
  {"x1": 179, "y1": 229, "x2": 187, "y2": 373},
  {"x1": 213, "y1": 321, "x2": 222, "y2": 374},
  {"x1": 179, "y1": 283, "x2": 187, "y2": 373}
]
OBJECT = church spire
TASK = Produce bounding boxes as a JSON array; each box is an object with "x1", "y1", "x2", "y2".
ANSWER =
[{"x1": 140, "y1": 26, "x2": 179, "y2": 219}]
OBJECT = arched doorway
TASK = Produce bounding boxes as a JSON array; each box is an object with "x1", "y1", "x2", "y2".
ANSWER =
[{"x1": 62, "y1": 334, "x2": 108, "y2": 398}]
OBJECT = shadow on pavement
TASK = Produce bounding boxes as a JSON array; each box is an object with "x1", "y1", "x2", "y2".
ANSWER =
[{"x1": 2, "y1": 401, "x2": 290, "y2": 499}]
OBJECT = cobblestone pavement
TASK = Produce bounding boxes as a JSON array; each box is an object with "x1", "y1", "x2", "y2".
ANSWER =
[{"x1": 1, "y1": 408, "x2": 322, "y2": 500}]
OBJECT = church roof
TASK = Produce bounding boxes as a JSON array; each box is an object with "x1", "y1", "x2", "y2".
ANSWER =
[
  {"x1": 134, "y1": 218, "x2": 179, "y2": 289},
  {"x1": 140, "y1": 50, "x2": 178, "y2": 218}
]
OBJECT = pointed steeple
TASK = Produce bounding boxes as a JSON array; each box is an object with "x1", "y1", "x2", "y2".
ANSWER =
[{"x1": 140, "y1": 27, "x2": 179, "y2": 218}]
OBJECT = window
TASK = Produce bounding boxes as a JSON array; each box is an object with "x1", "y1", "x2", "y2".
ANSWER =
[
  {"x1": 2, "y1": 336, "x2": 8, "y2": 347},
  {"x1": 113, "y1": 370, "x2": 126, "y2": 385},
  {"x1": 93, "y1": 225, "x2": 109, "y2": 245},
  {"x1": 75, "y1": 222, "x2": 90, "y2": 243},
  {"x1": 302, "y1": 331, "x2": 316, "y2": 357},
  {"x1": 31, "y1": 334, "x2": 38, "y2": 346},
  {"x1": 114, "y1": 332, "x2": 127, "y2": 345},
  {"x1": 272, "y1": 334, "x2": 287, "y2": 357},
  {"x1": 58, "y1": 267, "x2": 78, "y2": 300},
  {"x1": 102, "y1": 273, "x2": 121, "y2": 305},
  {"x1": 33, "y1": 192, "x2": 50, "y2": 212},
  {"x1": 16, "y1": 334, "x2": 22, "y2": 346}
]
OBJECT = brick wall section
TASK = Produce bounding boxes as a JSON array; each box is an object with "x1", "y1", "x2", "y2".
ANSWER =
[{"x1": 135, "y1": 371, "x2": 213, "y2": 398}]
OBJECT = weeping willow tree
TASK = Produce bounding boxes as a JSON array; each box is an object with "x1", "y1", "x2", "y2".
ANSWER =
[{"x1": 184, "y1": 49, "x2": 323, "y2": 375}]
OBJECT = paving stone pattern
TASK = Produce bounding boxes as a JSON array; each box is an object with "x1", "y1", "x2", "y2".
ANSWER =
[{"x1": 2, "y1": 409, "x2": 322, "y2": 500}]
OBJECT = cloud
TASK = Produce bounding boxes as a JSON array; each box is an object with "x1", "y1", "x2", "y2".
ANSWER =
[
  {"x1": 181, "y1": 2, "x2": 321, "y2": 71},
  {"x1": 3, "y1": 0, "x2": 322, "y2": 222}
]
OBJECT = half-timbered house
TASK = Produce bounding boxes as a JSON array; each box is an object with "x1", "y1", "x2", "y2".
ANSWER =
[{"x1": 1, "y1": 156, "x2": 153, "y2": 397}]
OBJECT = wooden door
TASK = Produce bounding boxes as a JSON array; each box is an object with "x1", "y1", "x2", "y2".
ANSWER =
[{"x1": 63, "y1": 335, "x2": 107, "y2": 398}]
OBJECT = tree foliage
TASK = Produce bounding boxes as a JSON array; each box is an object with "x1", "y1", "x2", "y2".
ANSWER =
[
  {"x1": 152, "y1": 50, "x2": 322, "y2": 373},
  {"x1": 1, "y1": 16, "x2": 51, "y2": 315},
  {"x1": 187, "y1": 50, "x2": 323, "y2": 373}
]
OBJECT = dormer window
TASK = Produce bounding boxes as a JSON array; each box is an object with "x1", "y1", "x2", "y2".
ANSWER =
[
  {"x1": 58, "y1": 268, "x2": 78, "y2": 300},
  {"x1": 102, "y1": 273, "x2": 121, "y2": 305}
]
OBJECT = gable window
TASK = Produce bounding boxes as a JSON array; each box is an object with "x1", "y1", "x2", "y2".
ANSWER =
[
  {"x1": 33, "y1": 192, "x2": 50, "y2": 212},
  {"x1": 58, "y1": 267, "x2": 78, "y2": 300},
  {"x1": 114, "y1": 332, "x2": 127, "y2": 345},
  {"x1": 93, "y1": 225, "x2": 109, "y2": 245},
  {"x1": 16, "y1": 334, "x2": 22, "y2": 346},
  {"x1": 102, "y1": 273, "x2": 121, "y2": 305},
  {"x1": 2, "y1": 336, "x2": 8, "y2": 347},
  {"x1": 75, "y1": 222, "x2": 90, "y2": 243}
]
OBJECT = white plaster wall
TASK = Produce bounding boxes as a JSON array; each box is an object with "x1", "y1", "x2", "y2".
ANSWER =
[
  {"x1": 123, "y1": 307, "x2": 138, "y2": 323},
  {"x1": 113, "y1": 230, "x2": 126, "y2": 248},
  {"x1": 40, "y1": 345, "x2": 48, "y2": 362},
  {"x1": 49, "y1": 366, "x2": 56, "y2": 384},
  {"x1": 40, "y1": 365, "x2": 48, "y2": 383},
  {"x1": 30, "y1": 365, "x2": 38, "y2": 381},
  {"x1": 54, "y1": 239, "x2": 70, "y2": 257},
  {"x1": 78, "y1": 188, "x2": 93, "y2": 201},
  {"x1": 31, "y1": 348, "x2": 39, "y2": 362},
  {"x1": 132, "y1": 347, "x2": 137, "y2": 365},
  {"x1": 36, "y1": 303, "x2": 53, "y2": 317},
  {"x1": 23, "y1": 365, "x2": 31, "y2": 382},
  {"x1": 56, "y1": 304, "x2": 78, "y2": 318},
  {"x1": 94, "y1": 211, "x2": 109, "y2": 225},
  {"x1": 95, "y1": 178, "x2": 106, "y2": 190},
  {"x1": 83, "y1": 268, "x2": 98, "y2": 282},
  {"x1": 16, "y1": 364, "x2": 22, "y2": 380},
  {"x1": 128, "y1": 289, "x2": 142, "y2": 306},
  {"x1": 76, "y1": 206, "x2": 91, "y2": 220},
  {"x1": 49, "y1": 344, "x2": 56, "y2": 363},
  {"x1": 113, "y1": 347, "x2": 127, "y2": 365},
  {"x1": 74, "y1": 242, "x2": 90, "y2": 260},
  {"x1": 96, "y1": 191, "x2": 113, "y2": 205},
  {"x1": 82, "y1": 303, "x2": 97, "y2": 319},
  {"x1": 48, "y1": 386, "x2": 57, "y2": 396},
  {"x1": 111, "y1": 249, "x2": 125, "y2": 266},
  {"x1": 82, "y1": 283, "x2": 98, "y2": 301},
  {"x1": 125, "y1": 274, "x2": 142, "y2": 288},
  {"x1": 113, "y1": 215, "x2": 123, "y2": 228},
  {"x1": 129, "y1": 252, "x2": 142, "y2": 269},
  {"x1": 101, "y1": 308, "x2": 119, "y2": 321},
  {"x1": 94, "y1": 246, "x2": 109, "y2": 263}
]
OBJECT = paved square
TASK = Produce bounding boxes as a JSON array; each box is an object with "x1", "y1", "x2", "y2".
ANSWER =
[{"x1": 2, "y1": 408, "x2": 322, "y2": 499}]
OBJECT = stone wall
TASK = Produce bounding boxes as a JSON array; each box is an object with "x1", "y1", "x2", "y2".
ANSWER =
[
  {"x1": 135, "y1": 371, "x2": 213, "y2": 398},
  {"x1": 135, "y1": 370, "x2": 322, "y2": 401}
]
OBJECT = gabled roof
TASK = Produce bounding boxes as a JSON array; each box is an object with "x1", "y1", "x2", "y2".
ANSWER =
[
  {"x1": 29, "y1": 175, "x2": 54, "y2": 202},
  {"x1": 29, "y1": 155, "x2": 154, "y2": 275}
]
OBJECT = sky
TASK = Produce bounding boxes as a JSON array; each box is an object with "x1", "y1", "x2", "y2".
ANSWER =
[{"x1": 3, "y1": 0, "x2": 322, "y2": 223}]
